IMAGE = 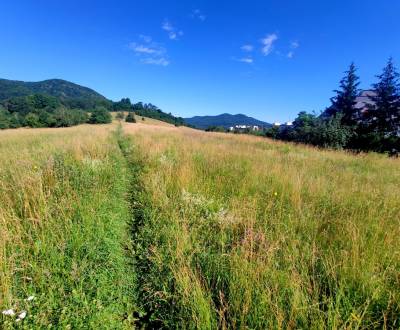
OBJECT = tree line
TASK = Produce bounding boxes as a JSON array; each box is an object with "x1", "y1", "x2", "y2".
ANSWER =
[
  {"x1": 266, "y1": 58, "x2": 400, "y2": 154},
  {"x1": 0, "y1": 93, "x2": 113, "y2": 129},
  {"x1": 0, "y1": 93, "x2": 182, "y2": 129}
]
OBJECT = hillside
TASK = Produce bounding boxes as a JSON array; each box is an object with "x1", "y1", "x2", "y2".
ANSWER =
[
  {"x1": 184, "y1": 113, "x2": 272, "y2": 129},
  {"x1": 0, "y1": 78, "x2": 108, "y2": 103}
]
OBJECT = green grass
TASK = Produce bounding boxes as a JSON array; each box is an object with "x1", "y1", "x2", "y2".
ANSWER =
[{"x1": 1, "y1": 125, "x2": 136, "y2": 328}]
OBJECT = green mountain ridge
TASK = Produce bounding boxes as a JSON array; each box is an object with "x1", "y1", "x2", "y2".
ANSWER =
[
  {"x1": 184, "y1": 113, "x2": 272, "y2": 129},
  {"x1": 0, "y1": 78, "x2": 107, "y2": 102}
]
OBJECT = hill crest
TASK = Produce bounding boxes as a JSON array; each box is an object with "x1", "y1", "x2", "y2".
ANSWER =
[{"x1": 184, "y1": 113, "x2": 271, "y2": 129}]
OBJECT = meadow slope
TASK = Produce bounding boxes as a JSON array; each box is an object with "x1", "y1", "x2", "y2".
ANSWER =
[{"x1": 1, "y1": 122, "x2": 400, "y2": 329}]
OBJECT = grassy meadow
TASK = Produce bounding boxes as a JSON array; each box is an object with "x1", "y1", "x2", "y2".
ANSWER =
[{"x1": 1, "y1": 121, "x2": 400, "y2": 329}]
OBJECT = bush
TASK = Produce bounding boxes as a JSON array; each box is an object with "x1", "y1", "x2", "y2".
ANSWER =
[
  {"x1": 25, "y1": 113, "x2": 42, "y2": 128},
  {"x1": 0, "y1": 109, "x2": 10, "y2": 129},
  {"x1": 89, "y1": 107, "x2": 112, "y2": 124},
  {"x1": 125, "y1": 112, "x2": 136, "y2": 123}
]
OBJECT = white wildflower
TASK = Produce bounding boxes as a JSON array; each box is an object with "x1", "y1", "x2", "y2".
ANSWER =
[
  {"x1": 2, "y1": 309, "x2": 15, "y2": 316},
  {"x1": 26, "y1": 295, "x2": 35, "y2": 301},
  {"x1": 17, "y1": 311, "x2": 27, "y2": 320}
]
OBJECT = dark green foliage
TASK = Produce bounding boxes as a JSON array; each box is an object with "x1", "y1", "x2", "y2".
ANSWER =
[
  {"x1": 0, "y1": 107, "x2": 10, "y2": 129},
  {"x1": 133, "y1": 102, "x2": 186, "y2": 126},
  {"x1": 205, "y1": 126, "x2": 226, "y2": 132},
  {"x1": 276, "y1": 112, "x2": 352, "y2": 149},
  {"x1": 125, "y1": 112, "x2": 136, "y2": 123},
  {"x1": 113, "y1": 98, "x2": 132, "y2": 112},
  {"x1": 25, "y1": 113, "x2": 41, "y2": 128},
  {"x1": 53, "y1": 108, "x2": 88, "y2": 127},
  {"x1": 185, "y1": 113, "x2": 271, "y2": 130},
  {"x1": 328, "y1": 63, "x2": 361, "y2": 125},
  {"x1": 0, "y1": 94, "x2": 89, "y2": 129},
  {"x1": 275, "y1": 60, "x2": 399, "y2": 154},
  {"x1": 369, "y1": 58, "x2": 400, "y2": 135},
  {"x1": 265, "y1": 126, "x2": 280, "y2": 139},
  {"x1": 89, "y1": 107, "x2": 112, "y2": 124},
  {"x1": 0, "y1": 78, "x2": 111, "y2": 110}
]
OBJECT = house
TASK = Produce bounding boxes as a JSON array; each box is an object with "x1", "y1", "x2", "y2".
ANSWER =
[{"x1": 354, "y1": 90, "x2": 377, "y2": 118}]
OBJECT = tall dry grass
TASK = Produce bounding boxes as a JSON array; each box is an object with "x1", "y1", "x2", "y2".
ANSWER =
[{"x1": 123, "y1": 123, "x2": 400, "y2": 329}]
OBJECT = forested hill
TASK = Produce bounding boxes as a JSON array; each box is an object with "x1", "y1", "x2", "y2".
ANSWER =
[
  {"x1": 184, "y1": 113, "x2": 272, "y2": 129},
  {"x1": 0, "y1": 78, "x2": 110, "y2": 109}
]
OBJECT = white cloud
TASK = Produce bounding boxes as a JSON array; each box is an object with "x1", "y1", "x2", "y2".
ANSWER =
[
  {"x1": 261, "y1": 33, "x2": 278, "y2": 56},
  {"x1": 141, "y1": 57, "x2": 170, "y2": 66},
  {"x1": 192, "y1": 9, "x2": 206, "y2": 21},
  {"x1": 241, "y1": 44, "x2": 254, "y2": 52},
  {"x1": 239, "y1": 57, "x2": 254, "y2": 64},
  {"x1": 290, "y1": 41, "x2": 300, "y2": 49},
  {"x1": 129, "y1": 42, "x2": 165, "y2": 56},
  {"x1": 233, "y1": 57, "x2": 254, "y2": 64},
  {"x1": 162, "y1": 20, "x2": 183, "y2": 40},
  {"x1": 129, "y1": 36, "x2": 169, "y2": 66},
  {"x1": 139, "y1": 35, "x2": 152, "y2": 43},
  {"x1": 287, "y1": 51, "x2": 294, "y2": 59}
]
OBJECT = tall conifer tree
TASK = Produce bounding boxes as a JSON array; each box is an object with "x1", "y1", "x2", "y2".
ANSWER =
[
  {"x1": 370, "y1": 58, "x2": 400, "y2": 135},
  {"x1": 330, "y1": 62, "x2": 361, "y2": 125}
]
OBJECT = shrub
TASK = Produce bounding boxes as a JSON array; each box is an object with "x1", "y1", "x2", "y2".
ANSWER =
[
  {"x1": 25, "y1": 113, "x2": 41, "y2": 128},
  {"x1": 89, "y1": 107, "x2": 112, "y2": 124},
  {"x1": 125, "y1": 112, "x2": 136, "y2": 123}
]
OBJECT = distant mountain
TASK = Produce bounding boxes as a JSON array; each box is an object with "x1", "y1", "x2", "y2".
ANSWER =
[
  {"x1": 184, "y1": 113, "x2": 272, "y2": 130},
  {"x1": 0, "y1": 78, "x2": 109, "y2": 109}
]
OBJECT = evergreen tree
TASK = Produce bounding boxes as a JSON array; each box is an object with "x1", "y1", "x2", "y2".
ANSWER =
[
  {"x1": 369, "y1": 58, "x2": 400, "y2": 135},
  {"x1": 329, "y1": 63, "x2": 361, "y2": 125}
]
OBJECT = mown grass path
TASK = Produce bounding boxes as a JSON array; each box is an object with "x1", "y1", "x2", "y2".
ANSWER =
[{"x1": 0, "y1": 125, "x2": 137, "y2": 329}]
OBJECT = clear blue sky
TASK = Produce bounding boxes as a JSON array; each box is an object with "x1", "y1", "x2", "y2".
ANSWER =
[{"x1": 1, "y1": 0, "x2": 399, "y2": 122}]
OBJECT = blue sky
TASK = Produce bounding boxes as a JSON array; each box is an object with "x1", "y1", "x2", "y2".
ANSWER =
[{"x1": 1, "y1": 0, "x2": 399, "y2": 122}]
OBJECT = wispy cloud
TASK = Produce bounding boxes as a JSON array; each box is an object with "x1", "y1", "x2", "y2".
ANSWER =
[
  {"x1": 141, "y1": 57, "x2": 170, "y2": 66},
  {"x1": 290, "y1": 41, "x2": 300, "y2": 49},
  {"x1": 162, "y1": 20, "x2": 183, "y2": 40},
  {"x1": 261, "y1": 33, "x2": 278, "y2": 56},
  {"x1": 239, "y1": 57, "x2": 254, "y2": 64},
  {"x1": 287, "y1": 40, "x2": 299, "y2": 58},
  {"x1": 129, "y1": 35, "x2": 169, "y2": 66},
  {"x1": 192, "y1": 9, "x2": 206, "y2": 21},
  {"x1": 233, "y1": 57, "x2": 254, "y2": 64},
  {"x1": 241, "y1": 44, "x2": 254, "y2": 52}
]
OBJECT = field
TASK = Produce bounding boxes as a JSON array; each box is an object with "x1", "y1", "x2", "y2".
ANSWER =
[{"x1": 1, "y1": 121, "x2": 400, "y2": 329}]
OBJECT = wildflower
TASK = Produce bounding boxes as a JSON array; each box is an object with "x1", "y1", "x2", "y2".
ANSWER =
[
  {"x1": 26, "y1": 295, "x2": 35, "y2": 301},
  {"x1": 274, "y1": 192, "x2": 278, "y2": 196},
  {"x1": 17, "y1": 311, "x2": 27, "y2": 320},
  {"x1": 2, "y1": 309, "x2": 15, "y2": 316}
]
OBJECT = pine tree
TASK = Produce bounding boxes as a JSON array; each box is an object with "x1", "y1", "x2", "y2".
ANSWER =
[
  {"x1": 370, "y1": 58, "x2": 400, "y2": 135},
  {"x1": 329, "y1": 62, "x2": 361, "y2": 125}
]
